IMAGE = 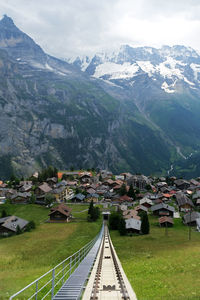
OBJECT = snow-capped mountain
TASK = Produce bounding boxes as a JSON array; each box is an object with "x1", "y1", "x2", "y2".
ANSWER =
[
  {"x1": 67, "y1": 44, "x2": 200, "y2": 178},
  {"x1": 68, "y1": 44, "x2": 200, "y2": 94}
]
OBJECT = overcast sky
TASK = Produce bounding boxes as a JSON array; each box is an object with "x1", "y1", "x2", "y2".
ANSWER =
[{"x1": 0, "y1": 0, "x2": 200, "y2": 58}]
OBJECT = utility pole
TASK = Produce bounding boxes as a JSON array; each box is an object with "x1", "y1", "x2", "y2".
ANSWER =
[
  {"x1": 165, "y1": 221, "x2": 168, "y2": 237},
  {"x1": 188, "y1": 209, "x2": 192, "y2": 241}
]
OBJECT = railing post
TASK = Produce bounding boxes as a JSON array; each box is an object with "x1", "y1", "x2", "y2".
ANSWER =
[
  {"x1": 84, "y1": 246, "x2": 85, "y2": 259},
  {"x1": 62, "y1": 262, "x2": 65, "y2": 284},
  {"x1": 78, "y1": 250, "x2": 81, "y2": 264},
  {"x1": 51, "y1": 268, "x2": 55, "y2": 299},
  {"x1": 35, "y1": 280, "x2": 38, "y2": 300},
  {"x1": 69, "y1": 256, "x2": 72, "y2": 275}
]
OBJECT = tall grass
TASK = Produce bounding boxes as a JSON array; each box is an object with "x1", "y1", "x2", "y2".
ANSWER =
[
  {"x1": 0, "y1": 203, "x2": 101, "y2": 299},
  {"x1": 111, "y1": 216, "x2": 200, "y2": 300}
]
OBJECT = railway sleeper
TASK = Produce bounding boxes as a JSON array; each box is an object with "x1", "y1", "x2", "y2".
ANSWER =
[{"x1": 102, "y1": 284, "x2": 116, "y2": 291}]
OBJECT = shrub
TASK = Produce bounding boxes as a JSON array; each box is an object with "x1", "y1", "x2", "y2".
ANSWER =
[
  {"x1": 16, "y1": 225, "x2": 22, "y2": 235},
  {"x1": 25, "y1": 220, "x2": 36, "y2": 232},
  {"x1": 1, "y1": 209, "x2": 7, "y2": 218}
]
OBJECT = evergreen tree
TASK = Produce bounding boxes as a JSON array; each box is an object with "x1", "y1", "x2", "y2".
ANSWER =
[
  {"x1": 119, "y1": 183, "x2": 127, "y2": 196},
  {"x1": 109, "y1": 212, "x2": 121, "y2": 230},
  {"x1": 127, "y1": 183, "x2": 135, "y2": 199},
  {"x1": 118, "y1": 217, "x2": 126, "y2": 236},
  {"x1": 88, "y1": 201, "x2": 100, "y2": 222},
  {"x1": 1, "y1": 209, "x2": 7, "y2": 218},
  {"x1": 99, "y1": 174, "x2": 103, "y2": 182},
  {"x1": 62, "y1": 174, "x2": 68, "y2": 180},
  {"x1": 88, "y1": 200, "x2": 94, "y2": 216},
  {"x1": 140, "y1": 212, "x2": 150, "y2": 234},
  {"x1": 26, "y1": 220, "x2": 36, "y2": 232},
  {"x1": 145, "y1": 184, "x2": 152, "y2": 191},
  {"x1": 91, "y1": 207, "x2": 100, "y2": 221}
]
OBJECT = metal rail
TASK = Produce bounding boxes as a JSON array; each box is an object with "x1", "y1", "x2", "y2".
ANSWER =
[
  {"x1": 9, "y1": 226, "x2": 103, "y2": 300},
  {"x1": 89, "y1": 225, "x2": 130, "y2": 299}
]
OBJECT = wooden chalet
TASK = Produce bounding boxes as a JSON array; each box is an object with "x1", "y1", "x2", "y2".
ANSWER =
[
  {"x1": 151, "y1": 203, "x2": 175, "y2": 217},
  {"x1": 139, "y1": 197, "x2": 153, "y2": 208},
  {"x1": 176, "y1": 193, "x2": 194, "y2": 211},
  {"x1": 35, "y1": 183, "x2": 52, "y2": 196},
  {"x1": 46, "y1": 177, "x2": 58, "y2": 187},
  {"x1": 125, "y1": 217, "x2": 141, "y2": 233},
  {"x1": 85, "y1": 193, "x2": 99, "y2": 203},
  {"x1": 10, "y1": 192, "x2": 31, "y2": 204},
  {"x1": 174, "y1": 179, "x2": 190, "y2": 190},
  {"x1": 48, "y1": 204, "x2": 72, "y2": 222},
  {"x1": 71, "y1": 193, "x2": 85, "y2": 202},
  {"x1": 183, "y1": 211, "x2": 200, "y2": 226},
  {"x1": 159, "y1": 216, "x2": 174, "y2": 227},
  {"x1": 0, "y1": 216, "x2": 29, "y2": 235}
]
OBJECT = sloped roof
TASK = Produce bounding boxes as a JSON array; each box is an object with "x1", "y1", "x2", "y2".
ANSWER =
[
  {"x1": 119, "y1": 195, "x2": 132, "y2": 202},
  {"x1": 151, "y1": 203, "x2": 175, "y2": 212},
  {"x1": 176, "y1": 193, "x2": 194, "y2": 207},
  {"x1": 134, "y1": 205, "x2": 148, "y2": 212},
  {"x1": 183, "y1": 211, "x2": 200, "y2": 224},
  {"x1": 10, "y1": 192, "x2": 31, "y2": 199},
  {"x1": 51, "y1": 186, "x2": 66, "y2": 194},
  {"x1": 49, "y1": 203, "x2": 72, "y2": 217},
  {"x1": 123, "y1": 209, "x2": 140, "y2": 220},
  {"x1": 159, "y1": 216, "x2": 174, "y2": 224},
  {"x1": 140, "y1": 197, "x2": 153, "y2": 205},
  {"x1": 73, "y1": 193, "x2": 85, "y2": 201},
  {"x1": 38, "y1": 183, "x2": 52, "y2": 193},
  {"x1": 0, "y1": 215, "x2": 28, "y2": 232}
]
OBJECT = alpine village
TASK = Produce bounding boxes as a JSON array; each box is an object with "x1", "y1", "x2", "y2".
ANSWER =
[{"x1": 0, "y1": 11, "x2": 200, "y2": 300}]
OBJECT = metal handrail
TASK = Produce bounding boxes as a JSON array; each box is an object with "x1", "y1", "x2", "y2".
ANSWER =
[{"x1": 9, "y1": 225, "x2": 103, "y2": 300}]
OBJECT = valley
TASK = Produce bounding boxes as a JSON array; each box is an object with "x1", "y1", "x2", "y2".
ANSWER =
[{"x1": 0, "y1": 16, "x2": 200, "y2": 178}]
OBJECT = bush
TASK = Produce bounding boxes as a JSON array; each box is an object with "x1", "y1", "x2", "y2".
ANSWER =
[
  {"x1": 16, "y1": 225, "x2": 22, "y2": 235},
  {"x1": 45, "y1": 193, "x2": 55, "y2": 208},
  {"x1": 1, "y1": 209, "x2": 7, "y2": 218},
  {"x1": 29, "y1": 193, "x2": 36, "y2": 204},
  {"x1": 25, "y1": 220, "x2": 36, "y2": 232}
]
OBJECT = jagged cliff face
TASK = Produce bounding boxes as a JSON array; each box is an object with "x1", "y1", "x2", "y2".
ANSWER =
[
  {"x1": 0, "y1": 16, "x2": 173, "y2": 179},
  {"x1": 2, "y1": 15, "x2": 200, "y2": 179}
]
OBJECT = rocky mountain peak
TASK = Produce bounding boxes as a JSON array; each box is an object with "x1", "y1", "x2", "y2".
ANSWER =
[{"x1": 0, "y1": 15, "x2": 15, "y2": 28}]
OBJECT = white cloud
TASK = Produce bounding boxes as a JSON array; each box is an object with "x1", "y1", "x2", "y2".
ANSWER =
[{"x1": 0, "y1": 0, "x2": 200, "y2": 57}]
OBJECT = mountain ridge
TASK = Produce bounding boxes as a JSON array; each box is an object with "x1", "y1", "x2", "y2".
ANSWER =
[
  {"x1": 0, "y1": 15, "x2": 200, "y2": 179},
  {"x1": 0, "y1": 15, "x2": 175, "y2": 179}
]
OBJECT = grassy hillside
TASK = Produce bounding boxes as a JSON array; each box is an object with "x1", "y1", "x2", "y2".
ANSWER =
[
  {"x1": 111, "y1": 216, "x2": 200, "y2": 300},
  {"x1": 0, "y1": 203, "x2": 102, "y2": 299}
]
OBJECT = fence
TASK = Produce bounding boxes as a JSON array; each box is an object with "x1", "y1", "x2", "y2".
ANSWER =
[{"x1": 9, "y1": 227, "x2": 102, "y2": 300}]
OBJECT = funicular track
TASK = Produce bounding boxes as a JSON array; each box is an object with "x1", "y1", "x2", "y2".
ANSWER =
[{"x1": 84, "y1": 224, "x2": 136, "y2": 300}]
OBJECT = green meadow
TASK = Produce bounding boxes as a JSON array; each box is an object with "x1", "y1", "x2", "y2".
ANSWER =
[
  {"x1": 1, "y1": 204, "x2": 200, "y2": 300},
  {"x1": 111, "y1": 216, "x2": 200, "y2": 300},
  {"x1": 0, "y1": 203, "x2": 101, "y2": 299}
]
